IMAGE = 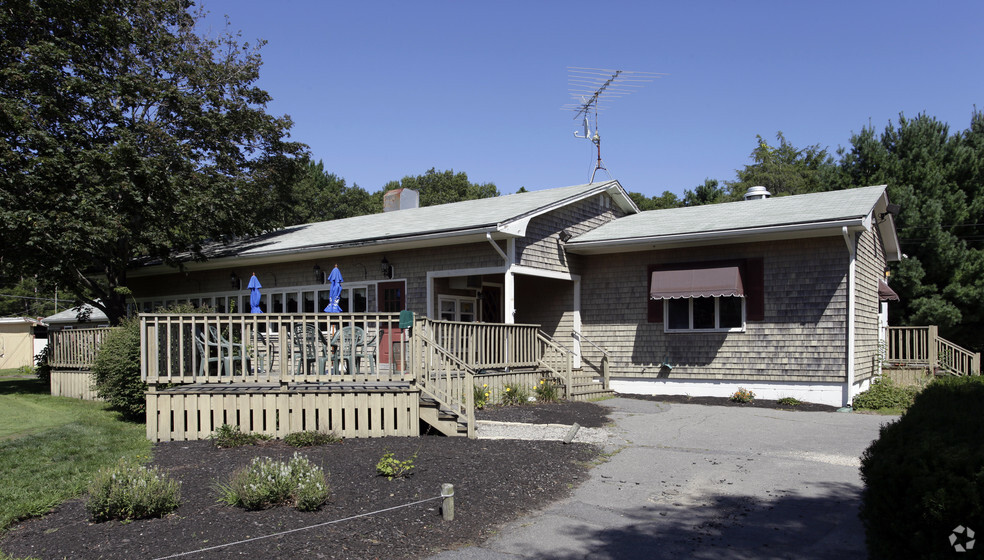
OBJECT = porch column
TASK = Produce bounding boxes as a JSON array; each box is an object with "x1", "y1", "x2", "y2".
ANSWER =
[{"x1": 504, "y1": 239, "x2": 517, "y2": 324}]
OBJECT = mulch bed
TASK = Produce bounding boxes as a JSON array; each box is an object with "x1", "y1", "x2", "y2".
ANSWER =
[
  {"x1": 0, "y1": 395, "x2": 839, "y2": 559},
  {"x1": 619, "y1": 393, "x2": 841, "y2": 412},
  {"x1": 0, "y1": 402, "x2": 610, "y2": 560}
]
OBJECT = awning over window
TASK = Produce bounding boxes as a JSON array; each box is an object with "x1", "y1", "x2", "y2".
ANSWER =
[
  {"x1": 878, "y1": 279, "x2": 900, "y2": 302},
  {"x1": 650, "y1": 266, "x2": 744, "y2": 300}
]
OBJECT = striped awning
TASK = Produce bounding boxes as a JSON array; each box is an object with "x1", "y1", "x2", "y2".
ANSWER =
[{"x1": 650, "y1": 266, "x2": 744, "y2": 300}]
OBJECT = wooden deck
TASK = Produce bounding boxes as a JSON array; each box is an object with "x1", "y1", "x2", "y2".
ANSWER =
[{"x1": 47, "y1": 313, "x2": 612, "y2": 441}]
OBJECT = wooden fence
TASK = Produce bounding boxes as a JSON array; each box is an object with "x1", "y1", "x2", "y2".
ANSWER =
[
  {"x1": 49, "y1": 328, "x2": 116, "y2": 369},
  {"x1": 885, "y1": 326, "x2": 980, "y2": 376},
  {"x1": 49, "y1": 327, "x2": 116, "y2": 400},
  {"x1": 422, "y1": 319, "x2": 541, "y2": 369}
]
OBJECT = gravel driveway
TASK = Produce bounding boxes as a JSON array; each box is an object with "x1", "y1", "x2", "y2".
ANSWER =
[{"x1": 433, "y1": 397, "x2": 894, "y2": 560}]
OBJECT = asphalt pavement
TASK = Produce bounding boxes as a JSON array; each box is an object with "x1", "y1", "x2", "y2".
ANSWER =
[{"x1": 428, "y1": 397, "x2": 893, "y2": 560}]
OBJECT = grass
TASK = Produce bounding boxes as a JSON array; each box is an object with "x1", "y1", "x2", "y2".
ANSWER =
[
  {"x1": 0, "y1": 368, "x2": 34, "y2": 379},
  {"x1": 0, "y1": 377, "x2": 150, "y2": 532}
]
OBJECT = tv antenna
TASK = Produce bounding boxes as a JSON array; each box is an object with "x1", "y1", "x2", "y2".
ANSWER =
[{"x1": 563, "y1": 67, "x2": 664, "y2": 183}]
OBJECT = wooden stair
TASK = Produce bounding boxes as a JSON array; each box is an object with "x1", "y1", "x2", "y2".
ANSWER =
[
  {"x1": 567, "y1": 369, "x2": 614, "y2": 401},
  {"x1": 418, "y1": 395, "x2": 468, "y2": 437}
]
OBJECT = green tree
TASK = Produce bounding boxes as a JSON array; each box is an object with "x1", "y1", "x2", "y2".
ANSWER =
[
  {"x1": 629, "y1": 190, "x2": 682, "y2": 211},
  {"x1": 682, "y1": 179, "x2": 727, "y2": 206},
  {"x1": 725, "y1": 132, "x2": 839, "y2": 199},
  {"x1": 840, "y1": 112, "x2": 984, "y2": 351},
  {"x1": 0, "y1": 276, "x2": 71, "y2": 318},
  {"x1": 287, "y1": 159, "x2": 378, "y2": 223},
  {"x1": 0, "y1": 0, "x2": 305, "y2": 325},
  {"x1": 381, "y1": 168, "x2": 498, "y2": 207}
]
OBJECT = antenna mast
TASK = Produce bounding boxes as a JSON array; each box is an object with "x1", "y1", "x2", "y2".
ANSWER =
[{"x1": 564, "y1": 67, "x2": 663, "y2": 183}]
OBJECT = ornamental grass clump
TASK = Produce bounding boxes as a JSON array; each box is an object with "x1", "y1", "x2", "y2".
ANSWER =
[
  {"x1": 85, "y1": 459, "x2": 181, "y2": 522},
  {"x1": 209, "y1": 424, "x2": 272, "y2": 448},
  {"x1": 474, "y1": 383, "x2": 491, "y2": 409},
  {"x1": 283, "y1": 430, "x2": 342, "y2": 447},
  {"x1": 216, "y1": 453, "x2": 329, "y2": 512},
  {"x1": 501, "y1": 383, "x2": 529, "y2": 406},
  {"x1": 534, "y1": 379, "x2": 559, "y2": 402}
]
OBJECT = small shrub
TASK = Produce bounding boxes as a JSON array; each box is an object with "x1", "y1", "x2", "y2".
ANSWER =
[
  {"x1": 777, "y1": 396, "x2": 801, "y2": 407},
  {"x1": 34, "y1": 342, "x2": 52, "y2": 384},
  {"x1": 730, "y1": 387, "x2": 755, "y2": 403},
  {"x1": 283, "y1": 430, "x2": 342, "y2": 447},
  {"x1": 852, "y1": 377, "x2": 918, "y2": 411},
  {"x1": 216, "y1": 453, "x2": 329, "y2": 511},
  {"x1": 17, "y1": 364, "x2": 34, "y2": 376},
  {"x1": 376, "y1": 450, "x2": 417, "y2": 480},
  {"x1": 860, "y1": 376, "x2": 984, "y2": 559},
  {"x1": 501, "y1": 383, "x2": 529, "y2": 406},
  {"x1": 474, "y1": 383, "x2": 491, "y2": 409},
  {"x1": 85, "y1": 459, "x2": 181, "y2": 522},
  {"x1": 91, "y1": 319, "x2": 144, "y2": 420},
  {"x1": 210, "y1": 424, "x2": 272, "y2": 448},
  {"x1": 534, "y1": 379, "x2": 559, "y2": 403}
]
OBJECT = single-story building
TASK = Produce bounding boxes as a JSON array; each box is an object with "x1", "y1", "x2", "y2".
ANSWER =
[
  {"x1": 0, "y1": 317, "x2": 42, "y2": 370},
  {"x1": 125, "y1": 181, "x2": 899, "y2": 407}
]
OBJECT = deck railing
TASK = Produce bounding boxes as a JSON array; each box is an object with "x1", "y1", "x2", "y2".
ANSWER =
[
  {"x1": 49, "y1": 327, "x2": 117, "y2": 369},
  {"x1": 140, "y1": 313, "x2": 404, "y2": 384},
  {"x1": 421, "y1": 319, "x2": 540, "y2": 369},
  {"x1": 885, "y1": 326, "x2": 981, "y2": 376}
]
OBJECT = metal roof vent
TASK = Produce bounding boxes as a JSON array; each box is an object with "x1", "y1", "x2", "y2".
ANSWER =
[{"x1": 744, "y1": 186, "x2": 771, "y2": 200}]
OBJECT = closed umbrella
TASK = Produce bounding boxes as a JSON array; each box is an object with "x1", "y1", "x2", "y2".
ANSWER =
[
  {"x1": 247, "y1": 273, "x2": 263, "y2": 313},
  {"x1": 324, "y1": 266, "x2": 343, "y2": 313}
]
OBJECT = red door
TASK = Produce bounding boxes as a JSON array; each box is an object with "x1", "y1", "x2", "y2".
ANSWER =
[{"x1": 377, "y1": 281, "x2": 405, "y2": 366}]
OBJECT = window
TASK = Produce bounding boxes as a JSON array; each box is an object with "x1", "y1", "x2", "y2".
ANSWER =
[
  {"x1": 438, "y1": 296, "x2": 477, "y2": 322},
  {"x1": 665, "y1": 296, "x2": 745, "y2": 332},
  {"x1": 648, "y1": 259, "x2": 764, "y2": 325}
]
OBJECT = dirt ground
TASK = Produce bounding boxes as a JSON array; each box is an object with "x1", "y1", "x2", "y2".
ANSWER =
[{"x1": 0, "y1": 397, "x2": 835, "y2": 559}]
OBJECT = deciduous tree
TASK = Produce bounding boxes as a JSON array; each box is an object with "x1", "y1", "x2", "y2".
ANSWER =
[{"x1": 0, "y1": 0, "x2": 305, "y2": 324}]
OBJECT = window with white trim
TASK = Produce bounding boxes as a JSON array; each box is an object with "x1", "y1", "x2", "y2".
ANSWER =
[
  {"x1": 438, "y1": 296, "x2": 476, "y2": 322},
  {"x1": 665, "y1": 296, "x2": 745, "y2": 332}
]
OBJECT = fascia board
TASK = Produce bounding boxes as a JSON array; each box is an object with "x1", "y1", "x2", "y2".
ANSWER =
[
  {"x1": 128, "y1": 226, "x2": 513, "y2": 277},
  {"x1": 566, "y1": 218, "x2": 867, "y2": 255}
]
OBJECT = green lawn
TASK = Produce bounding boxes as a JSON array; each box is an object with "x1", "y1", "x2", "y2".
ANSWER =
[
  {"x1": 0, "y1": 368, "x2": 34, "y2": 379},
  {"x1": 0, "y1": 378, "x2": 150, "y2": 532}
]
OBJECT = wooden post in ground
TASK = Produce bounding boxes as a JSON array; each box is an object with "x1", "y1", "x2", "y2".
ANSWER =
[{"x1": 441, "y1": 483, "x2": 455, "y2": 521}]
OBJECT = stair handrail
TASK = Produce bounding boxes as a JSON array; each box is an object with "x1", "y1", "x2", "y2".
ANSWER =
[
  {"x1": 535, "y1": 331, "x2": 573, "y2": 398},
  {"x1": 568, "y1": 330, "x2": 610, "y2": 390},
  {"x1": 411, "y1": 326, "x2": 476, "y2": 438}
]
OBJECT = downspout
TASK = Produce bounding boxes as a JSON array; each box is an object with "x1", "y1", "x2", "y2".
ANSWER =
[{"x1": 842, "y1": 226, "x2": 856, "y2": 407}]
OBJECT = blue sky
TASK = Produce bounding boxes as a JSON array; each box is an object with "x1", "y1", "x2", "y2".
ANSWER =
[{"x1": 199, "y1": 0, "x2": 984, "y2": 199}]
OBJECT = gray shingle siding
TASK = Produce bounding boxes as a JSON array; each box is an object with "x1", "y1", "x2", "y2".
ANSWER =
[
  {"x1": 854, "y1": 225, "x2": 887, "y2": 382},
  {"x1": 578, "y1": 237, "x2": 850, "y2": 384},
  {"x1": 517, "y1": 193, "x2": 625, "y2": 274}
]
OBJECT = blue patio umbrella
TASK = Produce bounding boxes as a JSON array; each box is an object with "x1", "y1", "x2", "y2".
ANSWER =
[
  {"x1": 247, "y1": 273, "x2": 263, "y2": 313},
  {"x1": 324, "y1": 266, "x2": 343, "y2": 313}
]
